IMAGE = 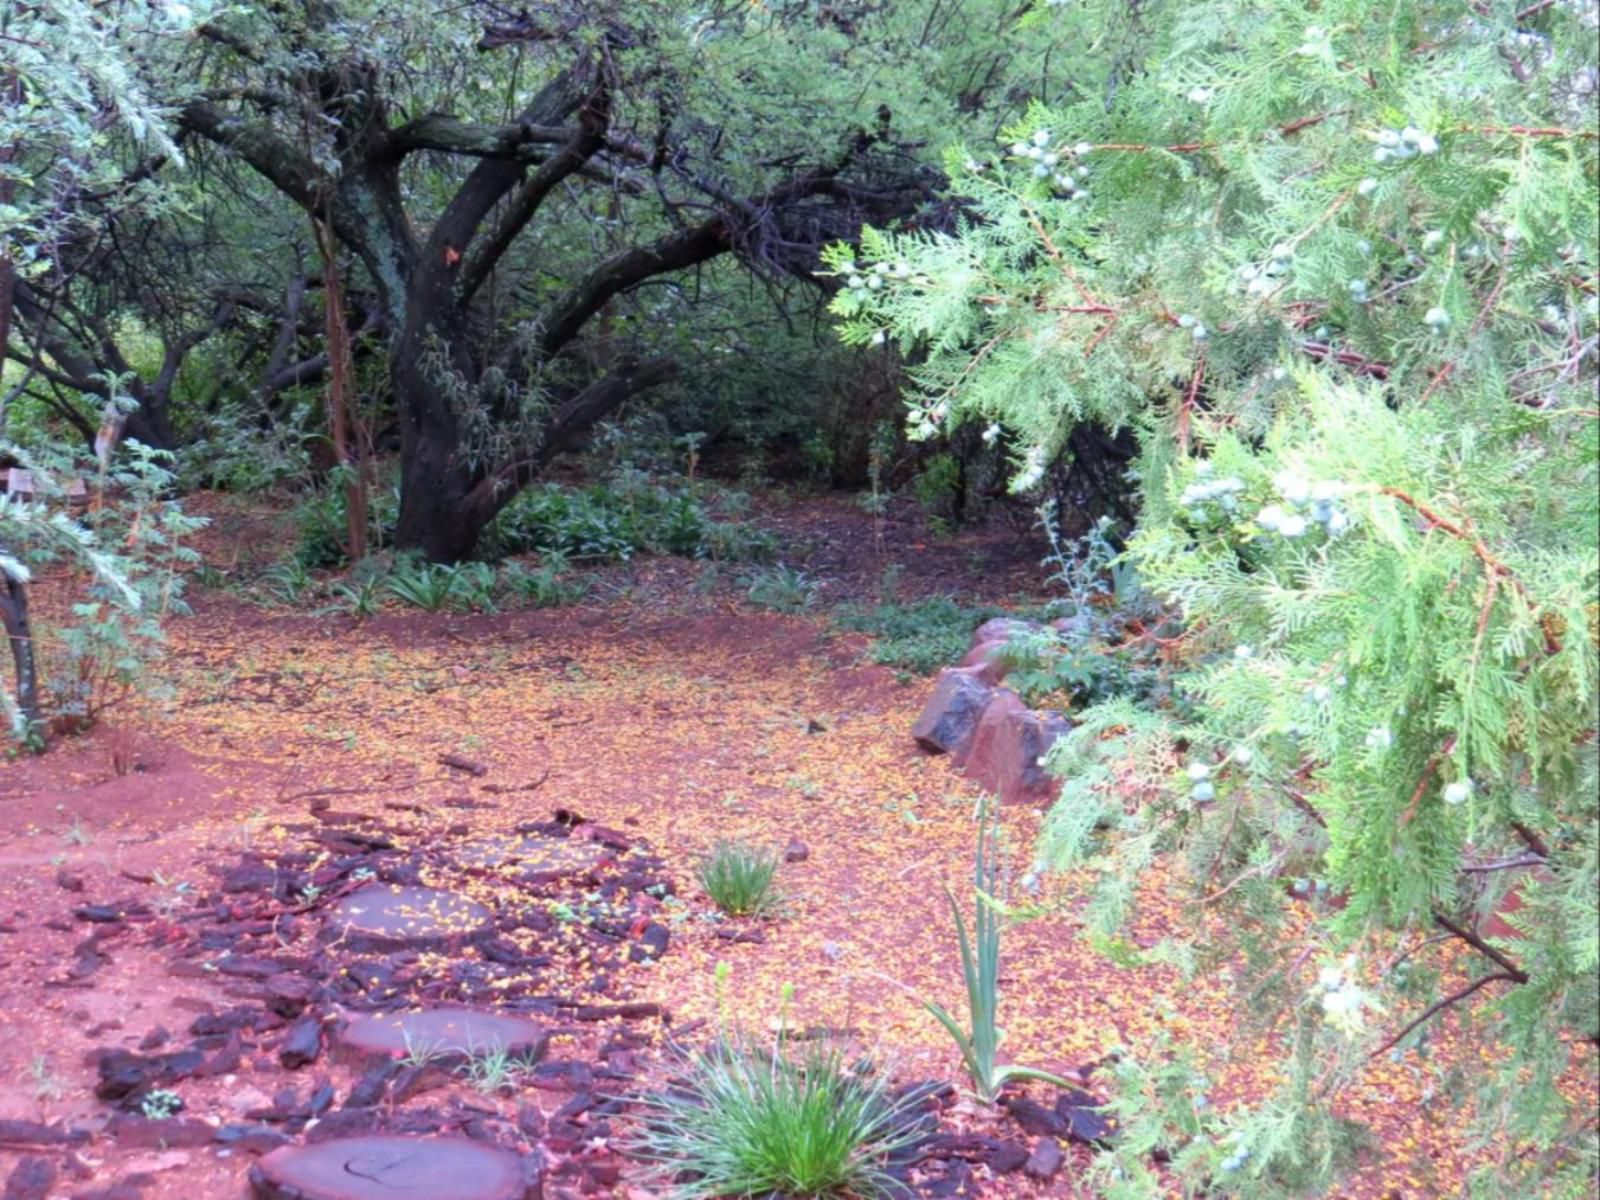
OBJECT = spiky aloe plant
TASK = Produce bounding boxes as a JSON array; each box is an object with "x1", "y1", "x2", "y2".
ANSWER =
[{"x1": 924, "y1": 800, "x2": 1073, "y2": 1103}]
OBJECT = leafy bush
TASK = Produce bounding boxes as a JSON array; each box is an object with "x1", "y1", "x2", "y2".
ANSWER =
[
  {"x1": 486, "y1": 477, "x2": 772, "y2": 564},
  {"x1": 259, "y1": 559, "x2": 315, "y2": 606},
  {"x1": 385, "y1": 560, "x2": 460, "y2": 612},
  {"x1": 998, "y1": 626, "x2": 1159, "y2": 709},
  {"x1": 449, "y1": 561, "x2": 499, "y2": 613},
  {"x1": 836, "y1": 597, "x2": 1017, "y2": 676},
  {"x1": 629, "y1": 1038, "x2": 922, "y2": 1199},
  {"x1": 501, "y1": 558, "x2": 590, "y2": 608},
  {"x1": 912, "y1": 451, "x2": 962, "y2": 529},
  {"x1": 295, "y1": 474, "x2": 399, "y2": 568},
  {"x1": 745, "y1": 564, "x2": 820, "y2": 613},
  {"x1": 1, "y1": 441, "x2": 204, "y2": 745},
  {"x1": 697, "y1": 842, "x2": 782, "y2": 917}
]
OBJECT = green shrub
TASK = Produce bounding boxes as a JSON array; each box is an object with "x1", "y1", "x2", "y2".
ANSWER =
[
  {"x1": 629, "y1": 1038, "x2": 922, "y2": 1199},
  {"x1": 485, "y1": 477, "x2": 771, "y2": 565},
  {"x1": 913, "y1": 451, "x2": 962, "y2": 527},
  {"x1": 697, "y1": 842, "x2": 782, "y2": 917},
  {"x1": 386, "y1": 559, "x2": 459, "y2": 612},
  {"x1": 835, "y1": 597, "x2": 1017, "y2": 676},
  {"x1": 449, "y1": 561, "x2": 499, "y2": 613},
  {"x1": 295, "y1": 473, "x2": 398, "y2": 568},
  {"x1": 501, "y1": 558, "x2": 590, "y2": 608},
  {"x1": 745, "y1": 565, "x2": 820, "y2": 613},
  {"x1": 1, "y1": 440, "x2": 204, "y2": 744},
  {"x1": 259, "y1": 558, "x2": 315, "y2": 605},
  {"x1": 825, "y1": 1, "x2": 1600, "y2": 1189}
]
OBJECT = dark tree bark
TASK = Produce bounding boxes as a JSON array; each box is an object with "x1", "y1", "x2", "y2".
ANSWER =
[{"x1": 0, "y1": 549, "x2": 40, "y2": 741}]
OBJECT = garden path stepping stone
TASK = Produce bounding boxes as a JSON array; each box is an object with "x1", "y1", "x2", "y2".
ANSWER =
[
  {"x1": 452, "y1": 834, "x2": 611, "y2": 885},
  {"x1": 326, "y1": 886, "x2": 491, "y2": 953},
  {"x1": 250, "y1": 1135, "x2": 534, "y2": 1200},
  {"x1": 334, "y1": 1008, "x2": 549, "y2": 1069}
]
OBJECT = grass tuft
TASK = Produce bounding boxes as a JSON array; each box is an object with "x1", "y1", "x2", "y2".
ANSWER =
[
  {"x1": 629, "y1": 1038, "x2": 921, "y2": 1198},
  {"x1": 697, "y1": 841, "x2": 782, "y2": 916}
]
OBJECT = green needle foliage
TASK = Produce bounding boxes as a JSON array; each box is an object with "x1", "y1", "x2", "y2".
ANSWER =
[
  {"x1": 697, "y1": 841, "x2": 783, "y2": 917},
  {"x1": 924, "y1": 802, "x2": 1074, "y2": 1104},
  {"x1": 629, "y1": 1038, "x2": 922, "y2": 1199},
  {"x1": 830, "y1": 0, "x2": 1598, "y2": 1191}
]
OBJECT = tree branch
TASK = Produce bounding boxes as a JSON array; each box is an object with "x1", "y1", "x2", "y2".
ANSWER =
[
  {"x1": 463, "y1": 356, "x2": 679, "y2": 519},
  {"x1": 377, "y1": 114, "x2": 576, "y2": 161},
  {"x1": 536, "y1": 218, "x2": 729, "y2": 358},
  {"x1": 1368, "y1": 971, "x2": 1520, "y2": 1060},
  {"x1": 1433, "y1": 911, "x2": 1529, "y2": 983},
  {"x1": 178, "y1": 102, "x2": 323, "y2": 211},
  {"x1": 456, "y1": 120, "x2": 614, "y2": 304}
]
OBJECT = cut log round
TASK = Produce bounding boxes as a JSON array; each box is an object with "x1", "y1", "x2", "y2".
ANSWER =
[
  {"x1": 453, "y1": 834, "x2": 611, "y2": 885},
  {"x1": 250, "y1": 1135, "x2": 534, "y2": 1200},
  {"x1": 325, "y1": 886, "x2": 491, "y2": 954},
  {"x1": 333, "y1": 1008, "x2": 549, "y2": 1070}
]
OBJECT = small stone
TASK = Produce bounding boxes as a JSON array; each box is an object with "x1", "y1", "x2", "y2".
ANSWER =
[
  {"x1": 278, "y1": 1017, "x2": 322, "y2": 1070},
  {"x1": 2, "y1": 1156, "x2": 55, "y2": 1200},
  {"x1": 783, "y1": 840, "x2": 809, "y2": 864},
  {"x1": 1024, "y1": 1137, "x2": 1064, "y2": 1180},
  {"x1": 630, "y1": 923, "x2": 670, "y2": 963}
]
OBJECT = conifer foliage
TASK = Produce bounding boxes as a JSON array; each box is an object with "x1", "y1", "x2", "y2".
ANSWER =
[{"x1": 830, "y1": 0, "x2": 1598, "y2": 1192}]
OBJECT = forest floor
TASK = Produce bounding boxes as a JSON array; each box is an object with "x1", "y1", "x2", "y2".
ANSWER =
[{"x1": 0, "y1": 489, "x2": 1566, "y2": 1199}]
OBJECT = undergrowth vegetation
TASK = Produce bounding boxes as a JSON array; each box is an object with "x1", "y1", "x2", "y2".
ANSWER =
[
  {"x1": 630, "y1": 1035, "x2": 923, "y2": 1199},
  {"x1": 697, "y1": 842, "x2": 783, "y2": 917},
  {"x1": 836, "y1": 597, "x2": 1015, "y2": 677}
]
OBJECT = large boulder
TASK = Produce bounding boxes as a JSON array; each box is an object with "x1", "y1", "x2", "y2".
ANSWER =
[
  {"x1": 960, "y1": 690, "x2": 1071, "y2": 805},
  {"x1": 912, "y1": 669, "x2": 994, "y2": 756},
  {"x1": 957, "y1": 640, "x2": 1011, "y2": 686}
]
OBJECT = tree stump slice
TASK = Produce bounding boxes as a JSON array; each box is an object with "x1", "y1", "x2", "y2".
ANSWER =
[
  {"x1": 250, "y1": 1135, "x2": 533, "y2": 1200},
  {"x1": 334, "y1": 1008, "x2": 549, "y2": 1070},
  {"x1": 453, "y1": 835, "x2": 611, "y2": 885},
  {"x1": 326, "y1": 886, "x2": 491, "y2": 953}
]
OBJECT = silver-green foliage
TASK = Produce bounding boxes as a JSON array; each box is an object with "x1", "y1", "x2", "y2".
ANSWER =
[
  {"x1": 828, "y1": 0, "x2": 1598, "y2": 1191},
  {"x1": 0, "y1": 440, "x2": 204, "y2": 742}
]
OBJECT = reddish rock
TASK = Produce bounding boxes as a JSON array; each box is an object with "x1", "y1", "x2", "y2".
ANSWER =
[
  {"x1": 324, "y1": 885, "x2": 491, "y2": 954},
  {"x1": 957, "y1": 640, "x2": 1011, "y2": 686},
  {"x1": 250, "y1": 1135, "x2": 534, "y2": 1200},
  {"x1": 333, "y1": 1008, "x2": 549, "y2": 1071},
  {"x1": 911, "y1": 669, "x2": 994, "y2": 756},
  {"x1": 3, "y1": 1156, "x2": 55, "y2": 1200},
  {"x1": 106, "y1": 1115, "x2": 215, "y2": 1149},
  {"x1": 971, "y1": 617, "x2": 1039, "y2": 647},
  {"x1": 959, "y1": 690, "x2": 1070, "y2": 804}
]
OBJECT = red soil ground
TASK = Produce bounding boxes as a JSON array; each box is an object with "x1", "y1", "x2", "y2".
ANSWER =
[{"x1": 0, "y1": 492, "x2": 1589, "y2": 1198}]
